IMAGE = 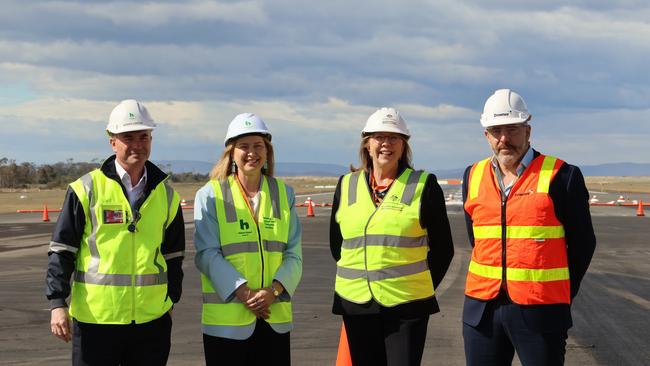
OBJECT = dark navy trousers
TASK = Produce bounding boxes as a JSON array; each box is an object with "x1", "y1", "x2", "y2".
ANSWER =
[{"x1": 463, "y1": 299, "x2": 568, "y2": 366}]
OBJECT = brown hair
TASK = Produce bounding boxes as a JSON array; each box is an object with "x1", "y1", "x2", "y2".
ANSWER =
[
  {"x1": 350, "y1": 134, "x2": 413, "y2": 172},
  {"x1": 209, "y1": 135, "x2": 275, "y2": 180}
]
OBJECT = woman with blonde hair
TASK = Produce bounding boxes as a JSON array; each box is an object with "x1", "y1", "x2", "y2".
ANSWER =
[
  {"x1": 330, "y1": 107, "x2": 454, "y2": 366},
  {"x1": 194, "y1": 113, "x2": 302, "y2": 365}
]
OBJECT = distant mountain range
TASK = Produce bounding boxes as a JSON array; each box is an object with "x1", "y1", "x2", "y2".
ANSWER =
[
  {"x1": 155, "y1": 160, "x2": 350, "y2": 177},
  {"x1": 154, "y1": 160, "x2": 650, "y2": 178}
]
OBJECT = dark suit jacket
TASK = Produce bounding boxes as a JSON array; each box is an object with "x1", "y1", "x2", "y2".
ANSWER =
[{"x1": 461, "y1": 150, "x2": 596, "y2": 332}]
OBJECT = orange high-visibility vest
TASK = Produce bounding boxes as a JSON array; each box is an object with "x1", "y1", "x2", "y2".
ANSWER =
[{"x1": 464, "y1": 154, "x2": 571, "y2": 305}]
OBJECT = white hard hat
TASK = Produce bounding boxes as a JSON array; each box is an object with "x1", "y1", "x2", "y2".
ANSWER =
[
  {"x1": 362, "y1": 107, "x2": 410, "y2": 138},
  {"x1": 106, "y1": 99, "x2": 156, "y2": 134},
  {"x1": 480, "y1": 89, "x2": 531, "y2": 127},
  {"x1": 224, "y1": 113, "x2": 272, "y2": 146}
]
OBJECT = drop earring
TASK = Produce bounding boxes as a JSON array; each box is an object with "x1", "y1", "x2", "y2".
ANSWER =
[
  {"x1": 263, "y1": 161, "x2": 268, "y2": 171},
  {"x1": 231, "y1": 161, "x2": 236, "y2": 172}
]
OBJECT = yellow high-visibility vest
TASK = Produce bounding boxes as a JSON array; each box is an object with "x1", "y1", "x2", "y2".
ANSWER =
[
  {"x1": 201, "y1": 175, "x2": 292, "y2": 326},
  {"x1": 69, "y1": 170, "x2": 180, "y2": 324},
  {"x1": 335, "y1": 169, "x2": 434, "y2": 307}
]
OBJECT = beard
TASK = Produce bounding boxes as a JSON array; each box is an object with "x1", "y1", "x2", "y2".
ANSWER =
[{"x1": 494, "y1": 143, "x2": 527, "y2": 169}]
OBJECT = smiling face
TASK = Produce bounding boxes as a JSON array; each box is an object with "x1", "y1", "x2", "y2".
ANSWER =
[
  {"x1": 484, "y1": 123, "x2": 531, "y2": 170},
  {"x1": 366, "y1": 132, "x2": 405, "y2": 171},
  {"x1": 109, "y1": 130, "x2": 152, "y2": 173},
  {"x1": 232, "y1": 134, "x2": 267, "y2": 177}
]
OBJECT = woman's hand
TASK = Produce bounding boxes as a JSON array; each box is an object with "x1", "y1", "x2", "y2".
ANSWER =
[{"x1": 246, "y1": 288, "x2": 275, "y2": 319}]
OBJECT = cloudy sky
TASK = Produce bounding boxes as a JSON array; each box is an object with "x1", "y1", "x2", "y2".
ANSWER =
[{"x1": 1, "y1": 0, "x2": 648, "y2": 171}]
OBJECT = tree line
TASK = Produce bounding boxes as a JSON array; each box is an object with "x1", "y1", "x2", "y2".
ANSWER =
[{"x1": 0, "y1": 158, "x2": 208, "y2": 189}]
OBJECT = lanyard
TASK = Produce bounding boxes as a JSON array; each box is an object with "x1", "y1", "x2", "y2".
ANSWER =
[{"x1": 370, "y1": 173, "x2": 394, "y2": 205}]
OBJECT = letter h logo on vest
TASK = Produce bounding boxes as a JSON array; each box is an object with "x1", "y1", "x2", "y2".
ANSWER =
[{"x1": 239, "y1": 219, "x2": 250, "y2": 231}]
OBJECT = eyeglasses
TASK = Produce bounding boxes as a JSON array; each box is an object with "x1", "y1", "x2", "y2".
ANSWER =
[
  {"x1": 486, "y1": 124, "x2": 528, "y2": 137},
  {"x1": 370, "y1": 134, "x2": 401, "y2": 143}
]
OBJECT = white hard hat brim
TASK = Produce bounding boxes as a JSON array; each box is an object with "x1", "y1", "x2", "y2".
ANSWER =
[
  {"x1": 480, "y1": 115, "x2": 530, "y2": 128},
  {"x1": 225, "y1": 130, "x2": 272, "y2": 145},
  {"x1": 107, "y1": 123, "x2": 155, "y2": 134},
  {"x1": 362, "y1": 126, "x2": 411, "y2": 137}
]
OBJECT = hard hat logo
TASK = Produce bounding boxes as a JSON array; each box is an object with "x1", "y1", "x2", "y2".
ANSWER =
[
  {"x1": 129, "y1": 112, "x2": 135, "y2": 119},
  {"x1": 244, "y1": 120, "x2": 253, "y2": 127}
]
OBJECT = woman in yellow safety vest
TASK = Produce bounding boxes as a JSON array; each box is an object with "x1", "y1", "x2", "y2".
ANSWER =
[
  {"x1": 194, "y1": 113, "x2": 302, "y2": 365},
  {"x1": 330, "y1": 107, "x2": 455, "y2": 366}
]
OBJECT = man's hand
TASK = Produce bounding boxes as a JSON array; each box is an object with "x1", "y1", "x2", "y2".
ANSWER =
[{"x1": 50, "y1": 307, "x2": 71, "y2": 342}]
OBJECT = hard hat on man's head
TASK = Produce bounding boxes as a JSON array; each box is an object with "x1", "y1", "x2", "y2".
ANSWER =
[
  {"x1": 224, "y1": 113, "x2": 272, "y2": 146},
  {"x1": 362, "y1": 107, "x2": 410, "y2": 138},
  {"x1": 480, "y1": 89, "x2": 531, "y2": 127},
  {"x1": 106, "y1": 99, "x2": 156, "y2": 134}
]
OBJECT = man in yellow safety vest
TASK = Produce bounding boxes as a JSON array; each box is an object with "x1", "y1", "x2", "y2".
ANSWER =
[{"x1": 46, "y1": 99, "x2": 185, "y2": 365}]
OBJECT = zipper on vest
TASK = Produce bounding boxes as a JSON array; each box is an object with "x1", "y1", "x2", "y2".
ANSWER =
[
  {"x1": 501, "y1": 194, "x2": 507, "y2": 292},
  {"x1": 256, "y1": 223, "x2": 265, "y2": 287},
  {"x1": 131, "y1": 219, "x2": 136, "y2": 322},
  {"x1": 363, "y1": 209, "x2": 378, "y2": 299}
]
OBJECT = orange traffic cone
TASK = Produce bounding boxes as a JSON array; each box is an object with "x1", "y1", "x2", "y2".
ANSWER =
[
  {"x1": 307, "y1": 197, "x2": 315, "y2": 217},
  {"x1": 42, "y1": 203, "x2": 50, "y2": 222},
  {"x1": 335, "y1": 323, "x2": 352, "y2": 366},
  {"x1": 637, "y1": 200, "x2": 645, "y2": 217}
]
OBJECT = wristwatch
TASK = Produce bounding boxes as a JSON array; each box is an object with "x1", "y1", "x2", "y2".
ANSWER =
[{"x1": 269, "y1": 282, "x2": 281, "y2": 297}]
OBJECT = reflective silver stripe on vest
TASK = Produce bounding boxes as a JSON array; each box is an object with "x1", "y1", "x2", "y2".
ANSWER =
[
  {"x1": 337, "y1": 260, "x2": 429, "y2": 282},
  {"x1": 264, "y1": 240, "x2": 285, "y2": 253},
  {"x1": 153, "y1": 248, "x2": 165, "y2": 274},
  {"x1": 202, "y1": 292, "x2": 288, "y2": 304},
  {"x1": 220, "y1": 241, "x2": 284, "y2": 256},
  {"x1": 221, "y1": 241, "x2": 260, "y2": 256},
  {"x1": 136, "y1": 272, "x2": 167, "y2": 286},
  {"x1": 49, "y1": 241, "x2": 79, "y2": 254},
  {"x1": 401, "y1": 170, "x2": 423, "y2": 205},
  {"x1": 341, "y1": 235, "x2": 427, "y2": 249},
  {"x1": 348, "y1": 172, "x2": 360, "y2": 206},
  {"x1": 74, "y1": 271, "x2": 167, "y2": 286},
  {"x1": 266, "y1": 177, "x2": 281, "y2": 219},
  {"x1": 80, "y1": 173, "x2": 101, "y2": 274},
  {"x1": 163, "y1": 251, "x2": 185, "y2": 260},
  {"x1": 203, "y1": 292, "x2": 241, "y2": 304},
  {"x1": 219, "y1": 179, "x2": 238, "y2": 223}
]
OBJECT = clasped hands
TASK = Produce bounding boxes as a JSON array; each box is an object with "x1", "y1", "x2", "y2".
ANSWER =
[{"x1": 235, "y1": 285, "x2": 276, "y2": 319}]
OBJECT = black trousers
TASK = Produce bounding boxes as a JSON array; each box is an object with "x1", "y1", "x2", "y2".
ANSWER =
[
  {"x1": 72, "y1": 313, "x2": 172, "y2": 366},
  {"x1": 342, "y1": 314, "x2": 429, "y2": 366},
  {"x1": 463, "y1": 301, "x2": 568, "y2": 366},
  {"x1": 203, "y1": 319, "x2": 291, "y2": 366}
]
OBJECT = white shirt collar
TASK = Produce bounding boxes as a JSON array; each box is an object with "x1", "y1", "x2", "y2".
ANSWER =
[{"x1": 114, "y1": 160, "x2": 147, "y2": 191}]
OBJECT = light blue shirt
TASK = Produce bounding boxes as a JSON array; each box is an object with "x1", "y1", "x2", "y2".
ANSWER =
[
  {"x1": 491, "y1": 146, "x2": 534, "y2": 197},
  {"x1": 193, "y1": 178, "x2": 303, "y2": 340}
]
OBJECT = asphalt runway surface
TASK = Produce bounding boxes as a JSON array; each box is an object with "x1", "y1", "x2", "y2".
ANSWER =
[{"x1": 0, "y1": 191, "x2": 648, "y2": 365}]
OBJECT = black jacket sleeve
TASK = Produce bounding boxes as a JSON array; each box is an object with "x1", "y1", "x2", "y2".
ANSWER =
[
  {"x1": 461, "y1": 165, "x2": 475, "y2": 246},
  {"x1": 161, "y1": 205, "x2": 185, "y2": 303},
  {"x1": 329, "y1": 176, "x2": 344, "y2": 261},
  {"x1": 549, "y1": 163, "x2": 596, "y2": 299},
  {"x1": 421, "y1": 174, "x2": 454, "y2": 289},
  {"x1": 46, "y1": 187, "x2": 85, "y2": 309}
]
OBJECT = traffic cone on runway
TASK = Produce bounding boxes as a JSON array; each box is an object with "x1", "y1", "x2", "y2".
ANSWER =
[
  {"x1": 42, "y1": 203, "x2": 50, "y2": 222},
  {"x1": 306, "y1": 197, "x2": 315, "y2": 217},
  {"x1": 637, "y1": 200, "x2": 645, "y2": 216},
  {"x1": 335, "y1": 323, "x2": 352, "y2": 366}
]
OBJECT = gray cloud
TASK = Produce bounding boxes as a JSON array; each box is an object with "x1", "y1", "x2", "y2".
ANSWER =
[{"x1": 0, "y1": 0, "x2": 648, "y2": 169}]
